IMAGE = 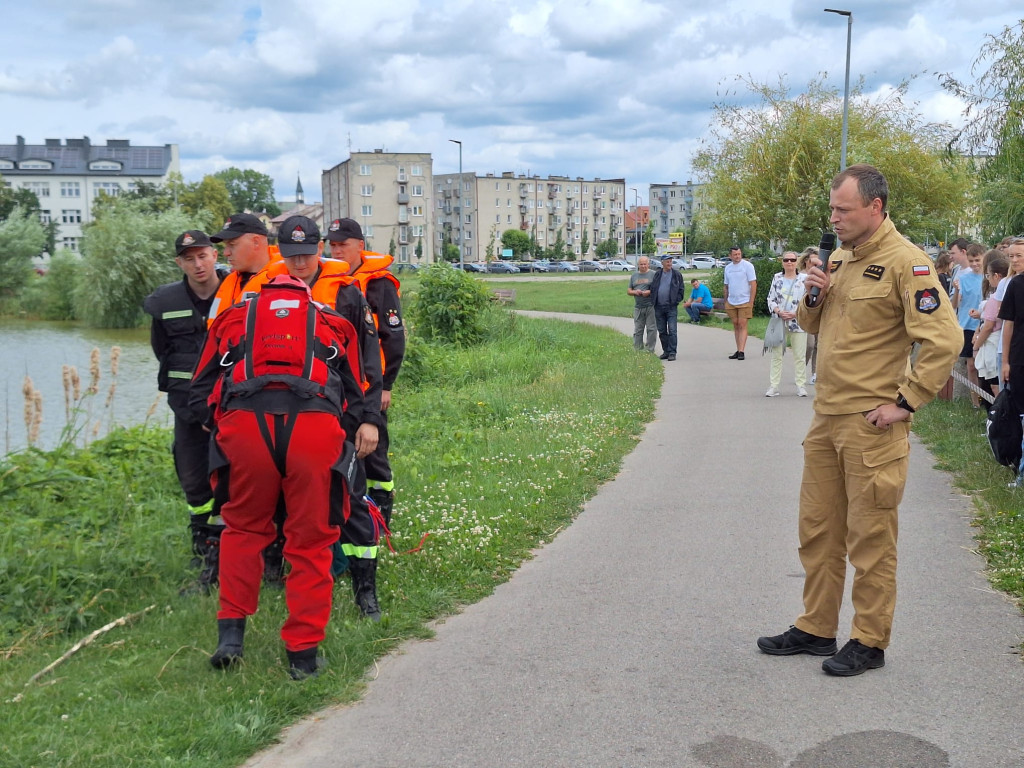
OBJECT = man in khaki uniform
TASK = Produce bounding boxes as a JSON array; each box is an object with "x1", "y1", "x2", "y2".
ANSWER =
[{"x1": 757, "y1": 164, "x2": 961, "y2": 676}]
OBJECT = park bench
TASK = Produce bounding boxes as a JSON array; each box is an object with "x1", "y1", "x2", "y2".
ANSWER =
[{"x1": 492, "y1": 289, "x2": 517, "y2": 304}]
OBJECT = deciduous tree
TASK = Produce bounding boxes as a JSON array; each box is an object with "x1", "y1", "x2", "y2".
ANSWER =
[
  {"x1": 0, "y1": 206, "x2": 47, "y2": 297},
  {"x1": 501, "y1": 228, "x2": 532, "y2": 257},
  {"x1": 693, "y1": 76, "x2": 969, "y2": 249},
  {"x1": 212, "y1": 168, "x2": 281, "y2": 216}
]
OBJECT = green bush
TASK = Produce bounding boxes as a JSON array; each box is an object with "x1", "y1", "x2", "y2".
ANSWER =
[
  {"x1": 18, "y1": 251, "x2": 82, "y2": 320},
  {"x1": 408, "y1": 263, "x2": 494, "y2": 345},
  {"x1": 703, "y1": 258, "x2": 782, "y2": 316}
]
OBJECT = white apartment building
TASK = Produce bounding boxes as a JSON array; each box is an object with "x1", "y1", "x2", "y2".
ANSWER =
[
  {"x1": 321, "y1": 150, "x2": 433, "y2": 263},
  {"x1": 648, "y1": 180, "x2": 705, "y2": 240},
  {"x1": 0, "y1": 136, "x2": 179, "y2": 253},
  {"x1": 433, "y1": 171, "x2": 627, "y2": 260}
]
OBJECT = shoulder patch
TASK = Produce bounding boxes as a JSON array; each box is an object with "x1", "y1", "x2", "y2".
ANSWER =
[
  {"x1": 863, "y1": 265, "x2": 885, "y2": 281},
  {"x1": 364, "y1": 305, "x2": 374, "y2": 327},
  {"x1": 386, "y1": 308, "x2": 402, "y2": 328},
  {"x1": 915, "y1": 288, "x2": 940, "y2": 314},
  {"x1": 913, "y1": 264, "x2": 931, "y2": 277}
]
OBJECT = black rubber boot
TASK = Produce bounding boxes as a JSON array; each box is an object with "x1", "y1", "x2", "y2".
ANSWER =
[
  {"x1": 286, "y1": 646, "x2": 325, "y2": 680},
  {"x1": 210, "y1": 618, "x2": 245, "y2": 669},
  {"x1": 369, "y1": 488, "x2": 394, "y2": 528},
  {"x1": 349, "y1": 557, "x2": 381, "y2": 622},
  {"x1": 262, "y1": 534, "x2": 286, "y2": 588},
  {"x1": 180, "y1": 531, "x2": 221, "y2": 596}
]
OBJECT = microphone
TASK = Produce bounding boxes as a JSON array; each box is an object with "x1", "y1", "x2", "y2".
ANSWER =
[{"x1": 808, "y1": 232, "x2": 837, "y2": 306}]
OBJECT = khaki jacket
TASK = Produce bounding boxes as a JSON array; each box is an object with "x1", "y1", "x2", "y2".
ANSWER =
[{"x1": 797, "y1": 216, "x2": 961, "y2": 414}]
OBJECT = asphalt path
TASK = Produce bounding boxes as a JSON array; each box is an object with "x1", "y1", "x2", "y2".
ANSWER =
[{"x1": 247, "y1": 312, "x2": 1024, "y2": 768}]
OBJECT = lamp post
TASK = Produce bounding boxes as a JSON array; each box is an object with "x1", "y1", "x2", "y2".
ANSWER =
[
  {"x1": 631, "y1": 187, "x2": 640, "y2": 262},
  {"x1": 448, "y1": 139, "x2": 463, "y2": 268},
  {"x1": 824, "y1": 8, "x2": 853, "y2": 171}
]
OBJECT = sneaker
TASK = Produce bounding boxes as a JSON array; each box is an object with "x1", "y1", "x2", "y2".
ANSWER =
[
  {"x1": 757, "y1": 626, "x2": 837, "y2": 656},
  {"x1": 666, "y1": 354, "x2": 676, "y2": 361},
  {"x1": 659, "y1": 352, "x2": 670, "y2": 360},
  {"x1": 797, "y1": 387, "x2": 808, "y2": 398},
  {"x1": 728, "y1": 351, "x2": 741, "y2": 359},
  {"x1": 821, "y1": 639, "x2": 885, "y2": 676},
  {"x1": 765, "y1": 388, "x2": 780, "y2": 397},
  {"x1": 811, "y1": 373, "x2": 817, "y2": 384},
  {"x1": 736, "y1": 351, "x2": 745, "y2": 361}
]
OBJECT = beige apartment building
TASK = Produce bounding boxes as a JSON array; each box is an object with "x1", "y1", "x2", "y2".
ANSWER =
[
  {"x1": 321, "y1": 150, "x2": 433, "y2": 263},
  {"x1": 0, "y1": 136, "x2": 179, "y2": 255},
  {"x1": 648, "y1": 180, "x2": 705, "y2": 241},
  {"x1": 434, "y1": 171, "x2": 627, "y2": 261}
]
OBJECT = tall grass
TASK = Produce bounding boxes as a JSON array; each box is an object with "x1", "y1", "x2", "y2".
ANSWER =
[{"x1": 0, "y1": 312, "x2": 662, "y2": 767}]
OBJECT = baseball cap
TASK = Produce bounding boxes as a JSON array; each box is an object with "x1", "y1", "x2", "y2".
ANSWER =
[
  {"x1": 324, "y1": 218, "x2": 364, "y2": 242},
  {"x1": 661, "y1": 253, "x2": 673, "y2": 261},
  {"x1": 174, "y1": 230, "x2": 214, "y2": 255},
  {"x1": 277, "y1": 215, "x2": 321, "y2": 257},
  {"x1": 209, "y1": 213, "x2": 268, "y2": 242}
]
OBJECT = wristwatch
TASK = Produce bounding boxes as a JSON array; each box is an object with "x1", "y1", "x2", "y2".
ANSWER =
[{"x1": 895, "y1": 394, "x2": 915, "y2": 413}]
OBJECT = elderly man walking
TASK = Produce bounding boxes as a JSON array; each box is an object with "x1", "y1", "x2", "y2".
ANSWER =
[{"x1": 627, "y1": 256, "x2": 658, "y2": 352}]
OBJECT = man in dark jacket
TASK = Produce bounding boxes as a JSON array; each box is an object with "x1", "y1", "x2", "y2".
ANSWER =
[
  {"x1": 143, "y1": 230, "x2": 224, "y2": 587},
  {"x1": 649, "y1": 254, "x2": 685, "y2": 361}
]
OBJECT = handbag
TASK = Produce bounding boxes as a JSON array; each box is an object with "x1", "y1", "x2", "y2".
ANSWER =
[{"x1": 763, "y1": 314, "x2": 785, "y2": 355}]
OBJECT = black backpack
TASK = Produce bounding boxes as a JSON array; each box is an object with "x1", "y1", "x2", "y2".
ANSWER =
[{"x1": 986, "y1": 386, "x2": 1022, "y2": 469}]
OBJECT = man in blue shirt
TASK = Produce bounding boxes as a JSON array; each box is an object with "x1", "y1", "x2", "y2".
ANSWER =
[
  {"x1": 684, "y1": 278, "x2": 714, "y2": 323},
  {"x1": 952, "y1": 244, "x2": 984, "y2": 407}
]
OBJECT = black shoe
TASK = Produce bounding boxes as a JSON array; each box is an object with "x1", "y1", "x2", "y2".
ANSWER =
[
  {"x1": 822, "y1": 639, "x2": 885, "y2": 676},
  {"x1": 757, "y1": 626, "x2": 837, "y2": 656},
  {"x1": 728, "y1": 351, "x2": 740, "y2": 359},
  {"x1": 210, "y1": 618, "x2": 246, "y2": 669},
  {"x1": 286, "y1": 646, "x2": 325, "y2": 680},
  {"x1": 736, "y1": 351, "x2": 745, "y2": 360},
  {"x1": 659, "y1": 353, "x2": 670, "y2": 360},
  {"x1": 666, "y1": 354, "x2": 676, "y2": 361},
  {"x1": 349, "y1": 557, "x2": 382, "y2": 622}
]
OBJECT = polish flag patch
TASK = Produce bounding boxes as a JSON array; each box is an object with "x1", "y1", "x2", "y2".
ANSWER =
[{"x1": 913, "y1": 265, "x2": 931, "y2": 276}]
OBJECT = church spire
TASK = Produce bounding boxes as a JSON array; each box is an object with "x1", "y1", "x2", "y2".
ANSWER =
[{"x1": 296, "y1": 174, "x2": 304, "y2": 204}]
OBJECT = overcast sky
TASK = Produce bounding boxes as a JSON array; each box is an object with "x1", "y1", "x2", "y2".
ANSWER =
[{"x1": 2, "y1": 1, "x2": 1020, "y2": 205}]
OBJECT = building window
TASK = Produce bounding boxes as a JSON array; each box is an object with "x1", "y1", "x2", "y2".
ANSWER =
[
  {"x1": 412, "y1": 184, "x2": 423, "y2": 196},
  {"x1": 507, "y1": 215, "x2": 512, "y2": 224},
  {"x1": 400, "y1": 245, "x2": 409, "y2": 261},
  {"x1": 464, "y1": 181, "x2": 471, "y2": 192},
  {"x1": 412, "y1": 205, "x2": 423, "y2": 216},
  {"x1": 20, "y1": 160, "x2": 52, "y2": 170},
  {"x1": 62, "y1": 236, "x2": 80, "y2": 252},
  {"x1": 23, "y1": 181, "x2": 50, "y2": 198},
  {"x1": 39, "y1": 210, "x2": 51, "y2": 224},
  {"x1": 62, "y1": 209, "x2": 82, "y2": 224},
  {"x1": 93, "y1": 182, "x2": 121, "y2": 197},
  {"x1": 465, "y1": 230, "x2": 472, "y2": 240},
  {"x1": 412, "y1": 225, "x2": 424, "y2": 237},
  {"x1": 361, "y1": 185, "x2": 373, "y2": 196},
  {"x1": 398, "y1": 167, "x2": 407, "y2": 182},
  {"x1": 364, "y1": 225, "x2": 374, "y2": 237},
  {"x1": 411, "y1": 165, "x2": 422, "y2": 176},
  {"x1": 359, "y1": 164, "x2": 371, "y2": 176},
  {"x1": 361, "y1": 205, "x2": 372, "y2": 216},
  {"x1": 495, "y1": 215, "x2": 500, "y2": 223},
  {"x1": 61, "y1": 182, "x2": 81, "y2": 198},
  {"x1": 465, "y1": 213, "x2": 472, "y2": 223}
]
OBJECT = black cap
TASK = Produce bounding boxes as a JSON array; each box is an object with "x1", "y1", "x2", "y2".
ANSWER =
[
  {"x1": 174, "y1": 230, "x2": 214, "y2": 255},
  {"x1": 324, "y1": 218, "x2": 364, "y2": 242},
  {"x1": 660, "y1": 253, "x2": 673, "y2": 261},
  {"x1": 278, "y1": 216, "x2": 321, "y2": 257},
  {"x1": 210, "y1": 213, "x2": 268, "y2": 242}
]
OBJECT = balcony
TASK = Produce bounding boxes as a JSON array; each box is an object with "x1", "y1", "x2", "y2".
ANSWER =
[
  {"x1": 397, "y1": 193, "x2": 409, "y2": 204},
  {"x1": 519, "y1": 204, "x2": 528, "y2": 213},
  {"x1": 548, "y1": 188, "x2": 557, "y2": 199},
  {"x1": 519, "y1": 185, "x2": 528, "y2": 197},
  {"x1": 566, "y1": 187, "x2": 576, "y2": 198}
]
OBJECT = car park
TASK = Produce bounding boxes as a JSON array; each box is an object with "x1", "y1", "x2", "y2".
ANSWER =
[
  {"x1": 552, "y1": 261, "x2": 580, "y2": 272},
  {"x1": 603, "y1": 259, "x2": 635, "y2": 272},
  {"x1": 487, "y1": 261, "x2": 520, "y2": 273},
  {"x1": 578, "y1": 260, "x2": 607, "y2": 272},
  {"x1": 690, "y1": 256, "x2": 717, "y2": 270}
]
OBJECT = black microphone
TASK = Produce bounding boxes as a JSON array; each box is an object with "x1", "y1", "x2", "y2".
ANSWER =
[{"x1": 808, "y1": 232, "x2": 837, "y2": 306}]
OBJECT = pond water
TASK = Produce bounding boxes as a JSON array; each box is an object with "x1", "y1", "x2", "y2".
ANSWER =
[{"x1": 0, "y1": 319, "x2": 170, "y2": 454}]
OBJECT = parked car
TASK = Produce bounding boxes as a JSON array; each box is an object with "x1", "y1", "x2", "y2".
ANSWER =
[
  {"x1": 460, "y1": 262, "x2": 487, "y2": 273},
  {"x1": 517, "y1": 261, "x2": 549, "y2": 273},
  {"x1": 578, "y1": 260, "x2": 607, "y2": 272},
  {"x1": 716, "y1": 256, "x2": 731, "y2": 268},
  {"x1": 552, "y1": 261, "x2": 580, "y2": 272},
  {"x1": 672, "y1": 258, "x2": 693, "y2": 271},
  {"x1": 690, "y1": 256, "x2": 717, "y2": 270},
  {"x1": 392, "y1": 263, "x2": 421, "y2": 274},
  {"x1": 603, "y1": 259, "x2": 635, "y2": 272},
  {"x1": 487, "y1": 261, "x2": 520, "y2": 273}
]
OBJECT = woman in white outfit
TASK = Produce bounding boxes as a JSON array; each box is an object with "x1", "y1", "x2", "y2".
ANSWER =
[{"x1": 765, "y1": 251, "x2": 808, "y2": 397}]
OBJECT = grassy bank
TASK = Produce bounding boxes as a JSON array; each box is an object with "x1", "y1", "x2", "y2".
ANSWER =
[{"x1": 0, "y1": 313, "x2": 662, "y2": 767}]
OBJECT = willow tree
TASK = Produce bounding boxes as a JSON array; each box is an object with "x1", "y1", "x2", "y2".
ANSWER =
[
  {"x1": 692, "y1": 76, "x2": 970, "y2": 249},
  {"x1": 941, "y1": 19, "x2": 1024, "y2": 240}
]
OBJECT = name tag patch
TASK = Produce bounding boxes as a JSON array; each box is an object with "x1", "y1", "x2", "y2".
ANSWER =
[
  {"x1": 863, "y1": 265, "x2": 885, "y2": 281},
  {"x1": 915, "y1": 288, "x2": 940, "y2": 314},
  {"x1": 829, "y1": 261, "x2": 841, "y2": 274}
]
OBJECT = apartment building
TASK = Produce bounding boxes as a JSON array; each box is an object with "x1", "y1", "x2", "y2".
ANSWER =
[
  {"x1": 648, "y1": 180, "x2": 705, "y2": 240},
  {"x1": 0, "y1": 136, "x2": 179, "y2": 253},
  {"x1": 433, "y1": 171, "x2": 627, "y2": 260},
  {"x1": 321, "y1": 150, "x2": 433, "y2": 263}
]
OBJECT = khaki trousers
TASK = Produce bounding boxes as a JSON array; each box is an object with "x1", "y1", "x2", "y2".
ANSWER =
[{"x1": 795, "y1": 412, "x2": 910, "y2": 649}]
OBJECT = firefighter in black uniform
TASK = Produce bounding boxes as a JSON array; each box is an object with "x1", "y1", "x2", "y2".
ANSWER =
[{"x1": 143, "y1": 230, "x2": 224, "y2": 590}]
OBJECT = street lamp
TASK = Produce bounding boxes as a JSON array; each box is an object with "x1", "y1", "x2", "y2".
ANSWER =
[
  {"x1": 448, "y1": 139, "x2": 463, "y2": 268},
  {"x1": 824, "y1": 8, "x2": 853, "y2": 171},
  {"x1": 631, "y1": 188, "x2": 640, "y2": 261}
]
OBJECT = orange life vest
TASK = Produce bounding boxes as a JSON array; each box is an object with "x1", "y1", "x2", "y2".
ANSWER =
[{"x1": 206, "y1": 245, "x2": 284, "y2": 328}]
